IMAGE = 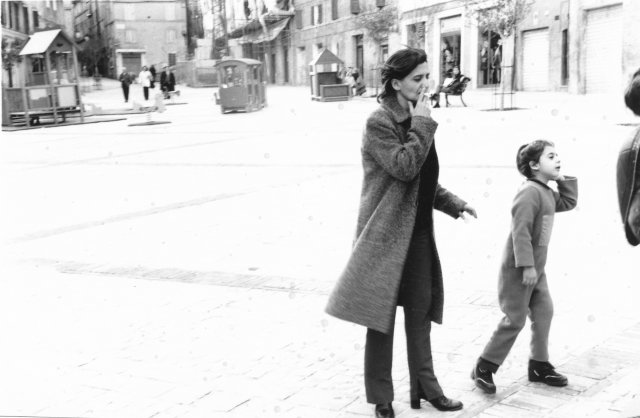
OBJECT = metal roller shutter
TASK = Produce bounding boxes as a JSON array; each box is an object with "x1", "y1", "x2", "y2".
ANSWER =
[
  {"x1": 585, "y1": 5, "x2": 623, "y2": 94},
  {"x1": 122, "y1": 53, "x2": 142, "y2": 75},
  {"x1": 522, "y1": 29, "x2": 549, "y2": 91}
]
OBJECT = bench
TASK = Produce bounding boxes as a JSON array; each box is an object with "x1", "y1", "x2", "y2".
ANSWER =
[
  {"x1": 10, "y1": 106, "x2": 82, "y2": 126},
  {"x1": 444, "y1": 77, "x2": 471, "y2": 107},
  {"x1": 430, "y1": 77, "x2": 471, "y2": 108}
]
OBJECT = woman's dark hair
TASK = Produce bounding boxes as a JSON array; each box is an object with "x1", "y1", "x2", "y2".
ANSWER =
[
  {"x1": 624, "y1": 68, "x2": 640, "y2": 116},
  {"x1": 516, "y1": 140, "x2": 555, "y2": 178},
  {"x1": 378, "y1": 48, "x2": 427, "y2": 103}
]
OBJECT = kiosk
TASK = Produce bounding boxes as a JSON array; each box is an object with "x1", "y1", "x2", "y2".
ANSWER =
[
  {"x1": 309, "y1": 49, "x2": 350, "y2": 102},
  {"x1": 214, "y1": 58, "x2": 266, "y2": 114},
  {"x1": 2, "y1": 29, "x2": 84, "y2": 127}
]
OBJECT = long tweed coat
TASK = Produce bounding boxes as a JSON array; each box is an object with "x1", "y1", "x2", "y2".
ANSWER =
[{"x1": 326, "y1": 96, "x2": 467, "y2": 334}]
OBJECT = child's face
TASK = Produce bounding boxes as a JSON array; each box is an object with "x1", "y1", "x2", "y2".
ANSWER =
[{"x1": 531, "y1": 146, "x2": 561, "y2": 181}]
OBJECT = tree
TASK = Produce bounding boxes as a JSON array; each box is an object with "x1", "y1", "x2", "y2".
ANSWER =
[
  {"x1": 357, "y1": 6, "x2": 398, "y2": 89},
  {"x1": 356, "y1": 6, "x2": 398, "y2": 46},
  {"x1": 2, "y1": 37, "x2": 24, "y2": 88},
  {"x1": 465, "y1": 0, "x2": 533, "y2": 109},
  {"x1": 77, "y1": 34, "x2": 119, "y2": 77}
]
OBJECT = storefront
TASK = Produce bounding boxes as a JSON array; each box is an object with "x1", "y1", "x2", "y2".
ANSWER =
[
  {"x1": 477, "y1": 30, "x2": 502, "y2": 87},
  {"x1": 439, "y1": 15, "x2": 461, "y2": 79}
]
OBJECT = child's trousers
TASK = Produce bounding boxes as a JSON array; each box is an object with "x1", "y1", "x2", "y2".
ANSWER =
[{"x1": 480, "y1": 270, "x2": 554, "y2": 371}]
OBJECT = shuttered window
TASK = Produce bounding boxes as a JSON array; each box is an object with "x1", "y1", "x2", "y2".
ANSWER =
[
  {"x1": 351, "y1": 0, "x2": 360, "y2": 15},
  {"x1": 295, "y1": 9, "x2": 302, "y2": 29},
  {"x1": 332, "y1": 0, "x2": 338, "y2": 20}
]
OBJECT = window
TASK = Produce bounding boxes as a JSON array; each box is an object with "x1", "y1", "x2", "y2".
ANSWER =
[
  {"x1": 561, "y1": 29, "x2": 568, "y2": 86},
  {"x1": 11, "y1": 3, "x2": 19, "y2": 30},
  {"x1": 380, "y1": 43, "x2": 389, "y2": 63},
  {"x1": 311, "y1": 5, "x2": 322, "y2": 25},
  {"x1": 478, "y1": 29, "x2": 501, "y2": 86},
  {"x1": 167, "y1": 29, "x2": 176, "y2": 43},
  {"x1": 331, "y1": 0, "x2": 338, "y2": 20},
  {"x1": 32, "y1": 10, "x2": 39, "y2": 29},
  {"x1": 165, "y1": 3, "x2": 175, "y2": 20},
  {"x1": 295, "y1": 9, "x2": 302, "y2": 29},
  {"x1": 350, "y1": 0, "x2": 360, "y2": 15},
  {"x1": 125, "y1": 29, "x2": 136, "y2": 43},
  {"x1": 22, "y1": 5, "x2": 29, "y2": 33},
  {"x1": 168, "y1": 53, "x2": 176, "y2": 66},
  {"x1": 406, "y1": 22, "x2": 425, "y2": 49}
]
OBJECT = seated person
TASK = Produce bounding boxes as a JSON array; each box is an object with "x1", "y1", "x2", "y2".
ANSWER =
[
  {"x1": 431, "y1": 66, "x2": 469, "y2": 107},
  {"x1": 352, "y1": 69, "x2": 367, "y2": 96}
]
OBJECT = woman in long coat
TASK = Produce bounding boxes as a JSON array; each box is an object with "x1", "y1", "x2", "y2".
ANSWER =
[{"x1": 326, "y1": 48, "x2": 477, "y2": 418}]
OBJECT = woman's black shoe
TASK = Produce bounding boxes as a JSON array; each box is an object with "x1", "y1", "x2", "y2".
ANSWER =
[
  {"x1": 374, "y1": 403, "x2": 394, "y2": 418},
  {"x1": 528, "y1": 360, "x2": 568, "y2": 387},
  {"x1": 428, "y1": 395, "x2": 463, "y2": 412},
  {"x1": 471, "y1": 363, "x2": 497, "y2": 394}
]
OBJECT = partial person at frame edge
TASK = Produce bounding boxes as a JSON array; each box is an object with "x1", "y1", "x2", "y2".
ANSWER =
[{"x1": 617, "y1": 68, "x2": 640, "y2": 246}]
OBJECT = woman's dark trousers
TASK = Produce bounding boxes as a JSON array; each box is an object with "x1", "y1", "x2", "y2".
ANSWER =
[
  {"x1": 364, "y1": 229, "x2": 444, "y2": 404},
  {"x1": 143, "y1": 86, "x2": 149, "y2": 100},
  {"x1": 121, "y1": 84, "x2": 129, "y2": 102}
]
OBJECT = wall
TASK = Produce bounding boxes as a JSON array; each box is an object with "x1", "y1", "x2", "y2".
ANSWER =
[{"x1": 110, "y1": 1, "x2": 187, "y2": 74}]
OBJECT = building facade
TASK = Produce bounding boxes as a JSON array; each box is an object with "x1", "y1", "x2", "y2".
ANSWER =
[
  {"x1": 2, "y1": 0, "x2": 67, "y2": 87},
  {"x1": 223, "y1": 0, "x2": 639, "y2": 95},
  {"x1": 72, "y1": 0, "x2": 189, "y2": 78}
]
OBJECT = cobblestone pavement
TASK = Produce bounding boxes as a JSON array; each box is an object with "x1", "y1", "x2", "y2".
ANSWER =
[{"x1": 1, "y1": 82, "x2": 639, "y2": 417}]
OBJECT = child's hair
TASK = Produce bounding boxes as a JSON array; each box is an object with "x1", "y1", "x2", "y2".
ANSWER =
[
  {"x1": 516, "y1": 140, "x2": 555, "y2": 178},
  {"x1": 624, "y1": 68, "x2": 640, "y2": 116},
  {"x1": 378, "y1": 47, "x2": 427, "y2": 103}
]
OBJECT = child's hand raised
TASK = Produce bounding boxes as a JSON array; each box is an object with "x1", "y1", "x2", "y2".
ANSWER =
[{"x1": 522, "y1": 266, "x2": 538, "y2": 286}]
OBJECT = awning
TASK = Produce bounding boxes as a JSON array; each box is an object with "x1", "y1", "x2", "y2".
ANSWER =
[
  {"x1": 19, "y1": 29, "x2": 71, "y2": 55},
  {"x1": 239, "y1": 17, "x2": 290, "y2": 44}
]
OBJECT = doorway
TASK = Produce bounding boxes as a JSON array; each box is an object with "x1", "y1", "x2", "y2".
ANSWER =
[
  {"x1": 355, "y1": 34, "x2": 364, "y2": 76},
  {"x1": 478, "y1": 30, "x2": 502, "y2": 86}
]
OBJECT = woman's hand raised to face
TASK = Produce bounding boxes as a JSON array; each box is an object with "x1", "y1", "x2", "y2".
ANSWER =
[{"x1": 408, "y1": 89, "x2": 432, "y2": 119}]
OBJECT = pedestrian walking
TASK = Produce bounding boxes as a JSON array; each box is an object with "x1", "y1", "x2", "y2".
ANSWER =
[
  {"x1": 471, "y1": 140, "x2": 578, "y2": 394},
  {"x1": 138, "y1": 66, "x2": 152, "y2": 101},
  {"x1": 326, "y1": 48, "x2": 477, "y2": 418},
  {"x1": 160, "y1": 65, "x2": 176, "y2": 99},
  {"x1": 617, "y1": 68, "x2": 640, "y2": 246},
  {"x1": 149, "y1": 65, "x2": 157, "y2": 89},
  {"x1": 119, "y1": 67, "x2": 132, "y2": 103}
]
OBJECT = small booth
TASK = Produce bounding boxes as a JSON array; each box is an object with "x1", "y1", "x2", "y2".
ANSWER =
[
  {"x1": 214, "y1": 58, "x2": 267, "y2": 114},
  {"x1": 2, "y1": 29, "x2": 84, "y2": 127},
  {"x1": 309, "y1": 49, "x2": 350, "y2": 102}
]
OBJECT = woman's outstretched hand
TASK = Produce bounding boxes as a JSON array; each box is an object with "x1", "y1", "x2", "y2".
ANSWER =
[
  {"x1": 459, "y1": 204, "x2": 478, "y2": 220},
  {"x1": 408, "y1": 89, "x2": 432, "y2": 118}
]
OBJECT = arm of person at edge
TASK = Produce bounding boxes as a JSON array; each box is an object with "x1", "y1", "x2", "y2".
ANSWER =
[
  {"x1": 363, "y1": 91, "x2": 435, "y2": 182},
  {"x1": 511, "y1": 186, "x2": 539, "y2": 286}
]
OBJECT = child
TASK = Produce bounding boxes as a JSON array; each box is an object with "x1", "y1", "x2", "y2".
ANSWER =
[{"x1": 471, "y1": 140, "x2": 578, "y2": 394}]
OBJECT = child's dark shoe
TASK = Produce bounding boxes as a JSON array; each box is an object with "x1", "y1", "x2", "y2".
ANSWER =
[
  {"x1": 528, "y1": 360, "x2": 568, "y2": 387},
  {"x1": 471, "y1": 363, "x2": 496, "y2": 394}
]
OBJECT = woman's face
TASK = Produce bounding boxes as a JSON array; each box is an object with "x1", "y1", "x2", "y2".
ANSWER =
[{"x1": 394, "y1": 62, "x2": 429, "y2": 103}]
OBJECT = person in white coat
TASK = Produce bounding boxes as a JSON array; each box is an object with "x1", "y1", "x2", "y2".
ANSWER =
[{"x1": 138, "y1": 66, "x2": 152, "y2": 101}]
